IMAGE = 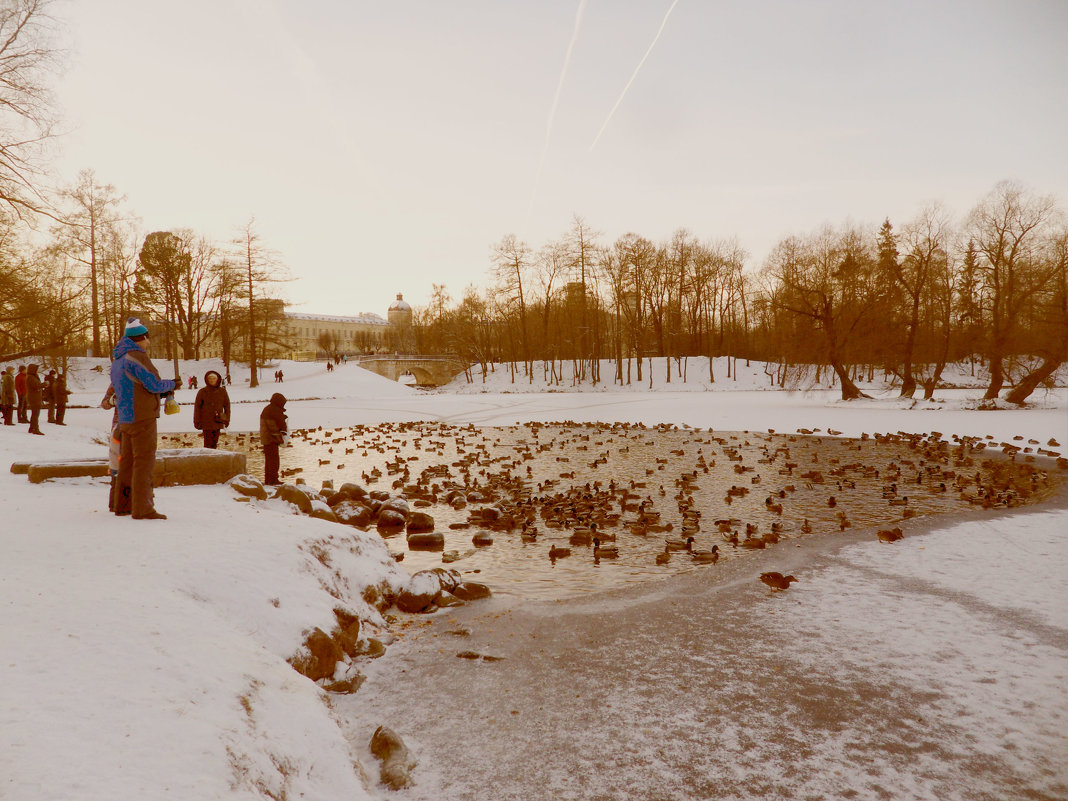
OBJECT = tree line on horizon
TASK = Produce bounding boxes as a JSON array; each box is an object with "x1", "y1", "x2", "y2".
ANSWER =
[
  {"x1": 1, "y1": 2, "x2": 1064, "y2": 403},
  {"x1": 0, "y1": 1, "x2": 289, "y2": 387},
  {"x1": 413, "y1": 182, "x2": 1065, "y2": 404}
]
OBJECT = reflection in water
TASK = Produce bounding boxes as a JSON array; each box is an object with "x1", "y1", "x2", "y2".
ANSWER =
[{"x1": 159, "y1": 424, "x2": 1059, "y2": 601}]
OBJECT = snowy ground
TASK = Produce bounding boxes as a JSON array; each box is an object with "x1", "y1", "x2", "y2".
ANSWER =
[{"x1": 2, "y1": 356, "x2": 1066, "y2": 800}]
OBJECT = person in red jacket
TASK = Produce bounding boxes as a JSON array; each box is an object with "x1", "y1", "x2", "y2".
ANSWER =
[{"x1": 14, "y1": 364, "x2": 27, "y2": 423}]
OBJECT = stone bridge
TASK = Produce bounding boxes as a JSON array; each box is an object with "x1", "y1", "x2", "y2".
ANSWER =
[{"x1": 356, "y1": 355, "x2": 470, "y2": 387}]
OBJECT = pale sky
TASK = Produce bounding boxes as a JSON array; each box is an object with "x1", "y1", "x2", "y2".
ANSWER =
[{"x1": 52, "y1": 0, "x2": 1068, "y2": 317}]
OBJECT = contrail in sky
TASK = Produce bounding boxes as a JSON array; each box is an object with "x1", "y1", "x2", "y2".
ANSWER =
[
  {"x1": 589, "y1": 0, "x2": 680, "y2": 151},
  {"x1": 529, "y1": 0, "x2": 588, "y2": 216}
]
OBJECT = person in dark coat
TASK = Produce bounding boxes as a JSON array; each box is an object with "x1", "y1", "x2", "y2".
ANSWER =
[
  {"x1": 43, "y1": 370, "x2": 55, "y2": 423},
  {"x1": 259, "y1": 393, "x2": 288, "y2": 485},
  {"x1": 53, "y1": 371, "x2": 70, "y2": 425},
  {"x1": 192, "y1": 370, "x2": 230, "y2": 449},
  {"x1": 110, "y1": 318, "x2": 179, "y2": 520},
  {"x1": 1, "y1": 366, "x2": 15, "y2": 425},
  {"x1": 26, "y1": 364, "x2": 44, "y2": 435}
]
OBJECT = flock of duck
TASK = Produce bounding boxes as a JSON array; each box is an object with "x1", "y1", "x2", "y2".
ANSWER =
[{"x1": 160, "y1": 422, "x2": 1060, "y2": 596}]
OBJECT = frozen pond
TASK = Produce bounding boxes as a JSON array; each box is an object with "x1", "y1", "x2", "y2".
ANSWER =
[{"x1": 160, "y1": 423, "x2": 1060, "y2": 600}]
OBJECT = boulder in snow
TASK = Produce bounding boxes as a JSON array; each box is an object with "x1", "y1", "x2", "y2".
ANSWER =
[{"x1": 370, "y1": 725, "x2": 417, "y2": 790}]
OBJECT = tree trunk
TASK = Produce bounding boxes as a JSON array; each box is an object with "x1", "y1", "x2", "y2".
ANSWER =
[
  {"x1": 984, "y1": 347, "x2": 1005, "y2": 399},
  {"x1": 1005, "y1": 357, "x2": 1062, "y2": 404},
  {"x1": 830, "y1": 359, "x2": 869, "y2": 400}
]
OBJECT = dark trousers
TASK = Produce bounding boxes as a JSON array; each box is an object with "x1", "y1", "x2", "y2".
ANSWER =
[
  {"x1": 46, "y1": 402, "x2": 55, "y2": 423},
  {"x1": 16, "y1": 395, "x2": 26, "y2": 423},
  {"x1": 202, "y1": 428, "x2": 221, "y2": 449},
  {"x1": 54, "y1": 403, "x2": 66, "y2": 425},
  {"x1": 118, "y1": 418, "x2": 159, "y2": 517},
  {"x1": 264, "y1": 442, "x2": 280, "y2": 485},
  {"x1": 1, "y1": 403, "x2": 12, "y2": 425},
  {"x1": 28, "y1": 407, "x2": 41, "y2": 434}
]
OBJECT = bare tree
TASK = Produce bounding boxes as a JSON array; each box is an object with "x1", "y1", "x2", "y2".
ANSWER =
[
  {"x1": 1005, "y1": 227, "x2": 1068, "y2": 404},
  {"x1": 135, "y1": 231, "x2": 188, "y2": 377},
  {"x1": 211, "y1": 258, "x2": 244, "y2": 374},
  {"x1": 534, "y1": 239, "x2": 566, "y2": 355},
  {"x1": 967, "y1": 181, "x2": 1059, "y2": 399},
  {"x1": 233, "y1": 218, "x2": 287, "y2": 388},
  {"x1": 98, "y1": 219, "x2": 140, "y2": 347},
  {"x1": 566, "y1": 215, "x2": 600, "y2": 379},
  {"x1": 763, "y1": 225, "x2": 878, "y2": 400},
  {"x1": 53, "y1": 170, "x2": 129, "y2": 355},
  {"x1": 317, "y1": 330, "x2": 341, "y2": 360},
  {"x1": 0, "y1": 0, "x2": 61, "y2": 218},
  {"x1": 0, "y1": 216, "x2": 85, "y2": 355},
  {"x1": 490, "y1": 233, "x2": 532, "y2": 376},
  {"x1": 893, "y1": 203, "x2": 953, "y2": 397}
]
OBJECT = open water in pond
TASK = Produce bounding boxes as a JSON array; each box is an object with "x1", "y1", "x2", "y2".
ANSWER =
[{"x1": 159, "y1": 423, "x2": 1060, "y2": 601}]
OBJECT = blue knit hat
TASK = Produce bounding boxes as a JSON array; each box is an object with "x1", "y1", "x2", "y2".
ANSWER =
[{"x1": 125, "y1": 317, "x2": 149, "y2": 338}]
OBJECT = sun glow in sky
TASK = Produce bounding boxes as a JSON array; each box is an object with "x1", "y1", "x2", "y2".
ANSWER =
[{"x1": 52, "y1": 0, "x2": 1068, "y2": 316}]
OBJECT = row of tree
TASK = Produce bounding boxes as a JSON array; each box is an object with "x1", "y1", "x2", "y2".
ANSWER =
[
  {"x1": 1, "y1": 167, "x2": 290, "y2": 386},
  {"x1": 414, "y1": 182, "x2": 1065, "y2": 404},
  {"x1": 0, "y1": 2, "x2": 289, "y2": 386}
]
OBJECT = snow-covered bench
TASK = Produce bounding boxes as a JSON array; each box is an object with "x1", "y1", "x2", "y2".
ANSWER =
[{"x1": 13, "y1": 448, "x2": 247, "y2": 486}]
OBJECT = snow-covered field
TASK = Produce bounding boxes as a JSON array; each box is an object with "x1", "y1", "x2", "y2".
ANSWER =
[{"x1": 2, "y1": 356, "x2": 1065, "y2": 800}]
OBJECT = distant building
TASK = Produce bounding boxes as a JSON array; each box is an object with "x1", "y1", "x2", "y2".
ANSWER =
[
  {"x1": 387, "y1": 293, "x2": 415, "y2": 353},
  {"x1": 176, "y1": 296, "x2": 407, "y2": 362},
  {"x1": 387, "y1": 293, "x2": 413, "y2": 327},
  {"x1": 286, "y1": 311, "x2": 390, "y2": 359}
]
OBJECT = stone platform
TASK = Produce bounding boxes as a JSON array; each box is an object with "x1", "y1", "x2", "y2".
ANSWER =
[{"x1": 13, "y1": 448, "x2": 247, "y2": 486}]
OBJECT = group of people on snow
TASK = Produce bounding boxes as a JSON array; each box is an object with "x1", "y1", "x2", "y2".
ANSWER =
[
  {"x1": 6, "y1": 317, "x2": 288, "y2": 519},
  {"x1": 97, "y1": 317, "x2": 286, "y2": 520},
  {"x1": 0, "y1": 364, "x2": 71, "y2": 432}
]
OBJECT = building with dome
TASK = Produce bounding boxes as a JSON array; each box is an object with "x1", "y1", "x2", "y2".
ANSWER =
[
  {"x1": 282, "y1": 293, "x2": 417, "y2": 359},
  {"x1": 190, "y1": 295, "x2": 414, "y2": 361},
  {"x1": 387, "y1": 293, "x2": 413, "y2": 326},
  {"x1": 386, "y1": 293, "x2": 415, "y2": 353}
]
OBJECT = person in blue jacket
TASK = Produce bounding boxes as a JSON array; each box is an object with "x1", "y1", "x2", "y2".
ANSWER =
[{"x1": 110, "y1": 317, "x2": 179, "y2": 519}]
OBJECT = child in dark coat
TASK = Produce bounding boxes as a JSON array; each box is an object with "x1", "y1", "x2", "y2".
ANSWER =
[{"x1": 259, "y1": 393, "x2": 288, "y2": 485}]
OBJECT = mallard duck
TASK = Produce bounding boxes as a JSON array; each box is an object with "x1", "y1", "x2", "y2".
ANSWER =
[
  {"x1": 569, "y1": 527, "x2": 593, "y2": 546},
  {"x1": 664, "y1": 535, "x2": 695, "y2": 551},
  {"x1": 548, "y1": 545, "x2": 571, "y2": 560},
  {"x1": 691, "y1": 545, "x2": 719, "y2": 564},
  {"x1": 877, "y1": 527, "x2": 904, "y2": 543},
  {"x1": 655, "y1": 550, "x2": 671, "y2": 565},
  {"x1": 592, "y1": 538, "x2": 619, "y2": 558},
  {"x1": 760, "y1": 572, "x2": 798, "y2": 592},
  {"x1": 741, "y1": 537, "x2": 766, "y2": 549}
]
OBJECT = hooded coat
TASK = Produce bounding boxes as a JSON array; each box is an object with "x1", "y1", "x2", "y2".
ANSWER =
[
  {"x1": 109, "y1": 337, "x2": 177, "y2": 425},
  {"x1": 0, "y1": 370, "x2": 14, "y2": 406},
  {"x1": 259, "y1": 393, "x2": 288, "y2": 445},
  {"x1": 193, "y1": 371, "x2": 230, "y2": 432},
  {"x1": 26, "y1": 365, "x2": 43, "y2": 410}
]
